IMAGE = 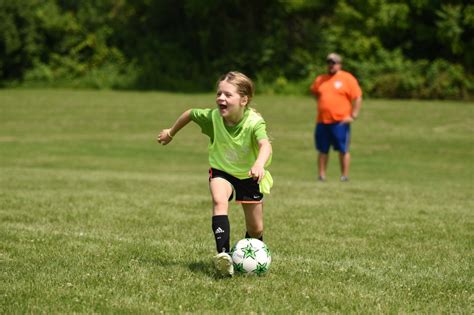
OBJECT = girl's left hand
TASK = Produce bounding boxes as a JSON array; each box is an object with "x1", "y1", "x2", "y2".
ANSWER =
[{"x1": 249, "y1": 165, "x2": 265, "y2": 183}]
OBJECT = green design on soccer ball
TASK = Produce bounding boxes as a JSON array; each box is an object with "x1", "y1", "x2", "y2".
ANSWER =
[
  {"x1": 254, "y1": 262, "x2": 268, "y2": 276},
  {"x1": 234, "y1": 262, "x2": 245, "y2": 273},
  {"x1": 230, "y1": 244, "x2": 237, "y2": 255},
  {"x1": 242, "y1": 244, "x2": 257, "y2": 260},
  {"x1": 263, "y1": 245, "x2": 271, "y2": 257}
]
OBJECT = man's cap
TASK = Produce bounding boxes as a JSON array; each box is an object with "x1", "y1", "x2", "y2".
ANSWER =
[{"x1": 327, "y1": 53, "x2": 342, "y2": 64}]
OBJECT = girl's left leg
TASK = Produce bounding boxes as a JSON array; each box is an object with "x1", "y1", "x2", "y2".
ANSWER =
[{"x1": 242, "y1": 202, "x2": 264, "y2": 240}]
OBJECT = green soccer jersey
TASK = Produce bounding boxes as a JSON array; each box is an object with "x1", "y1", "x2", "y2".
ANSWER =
[
  {"x1": 190, "y1": 107, "x2": 273, "y2": 194},
  {"x1": 190, "y1": 108, "x2": 268, "y2": 142}
]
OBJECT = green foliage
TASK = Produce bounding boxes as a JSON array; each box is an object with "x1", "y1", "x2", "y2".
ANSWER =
[
  {"x1": 0, "y1": 0, "x2": 39, "y2": 80},
  {"x1": 0, "y1": 0, "x2": 132, "y2": 89},
  {"x1": 436, "y1": 4, "x2": 464, "y2": 55},
  {"x1": 0, "y1": 0, "x2": 473, "y2": 98},
  {"x1": 348, "y1": 49, "x2": 473, "y2": 99}
]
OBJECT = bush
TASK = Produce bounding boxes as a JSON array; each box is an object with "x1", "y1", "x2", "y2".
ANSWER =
[{"x1": 352, "y1": 49, "x2": 473, "y2": 100}]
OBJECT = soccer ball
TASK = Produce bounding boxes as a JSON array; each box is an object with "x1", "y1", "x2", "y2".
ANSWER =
[{"x1": 230, "y1": 238, "x2": 271, "y2": 276}]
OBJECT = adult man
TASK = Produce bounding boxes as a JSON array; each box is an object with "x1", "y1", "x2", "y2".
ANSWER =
[{"x1": 310, "y1": 53, "x2": 362, "y2": 181}]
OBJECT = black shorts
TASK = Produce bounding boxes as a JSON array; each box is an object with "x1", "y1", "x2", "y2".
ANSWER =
[{"x1": 209, "y1": 168, "x2": 263, "y2": 203}]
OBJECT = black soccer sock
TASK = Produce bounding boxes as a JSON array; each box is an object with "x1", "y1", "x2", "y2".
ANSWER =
[
  {"x1": 245, "y1": 231, "x2": 263, "y2": 241},
  {"x1": 212, "y1": 215, "x2": 230, "y2": 253}
]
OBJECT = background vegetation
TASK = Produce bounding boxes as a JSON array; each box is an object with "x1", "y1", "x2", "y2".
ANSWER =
[
  {"x1": 1, "y1": 0, "x2": 473, "y2": 99},
  {"x1": 1, "y1": 90, "x2": 472, "y2": 313}
]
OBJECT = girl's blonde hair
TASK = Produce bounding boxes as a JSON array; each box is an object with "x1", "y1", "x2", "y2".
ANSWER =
[{"x1": 217, "y1": 71, "x2": 255, "y2": 106}]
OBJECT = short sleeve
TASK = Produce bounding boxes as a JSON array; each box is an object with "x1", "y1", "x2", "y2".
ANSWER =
[
  {"x1": 254, "y1": 120, "x2": 269, "y2": 142},
  {"x1": 190, "y1": 108, "x2": 213, "y2": 138}
]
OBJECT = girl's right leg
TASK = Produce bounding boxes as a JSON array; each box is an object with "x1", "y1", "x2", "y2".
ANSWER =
[
  {"x1": 209, "y1": 177, "x2": 234, "y2": 276},
  {"x1": 210, "y1": 177, "x2": 233, "y2": 216},
  {"x1": 209, "y1": 177, "x2": 233, "y2": 252}
]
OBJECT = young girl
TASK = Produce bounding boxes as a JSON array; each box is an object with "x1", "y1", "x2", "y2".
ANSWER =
[{"x1": 157, "y1": 71, "x2": 273, "y2": 277}]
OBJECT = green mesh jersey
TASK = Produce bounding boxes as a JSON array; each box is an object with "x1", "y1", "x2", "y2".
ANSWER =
[
  {"x1": 190, "y1": 108, "x2": 268, "y2": 142},
  {"x1": 190, "y1": 107, "x2": 273, "y2": 194}
]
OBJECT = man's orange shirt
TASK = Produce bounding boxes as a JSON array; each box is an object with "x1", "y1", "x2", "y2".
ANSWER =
[{"x1": 310, "y1": 70, "x2": 362, "y2": 123}]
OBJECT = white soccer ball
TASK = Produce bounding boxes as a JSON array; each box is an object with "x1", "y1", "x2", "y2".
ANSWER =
[{"x1": 230, "y1": 238, "x2": 272, "y2": 276}]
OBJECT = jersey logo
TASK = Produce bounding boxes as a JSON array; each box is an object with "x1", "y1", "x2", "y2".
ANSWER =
[
  {"x1": 224, "y1": 146, "x2": 250, "y2": 162},
  {"x1": 225, "y1": 150, "x2": 239, "y2": 162},
  {"x1": 334, "y1": 80, "x2": 343, "y2": 89}
]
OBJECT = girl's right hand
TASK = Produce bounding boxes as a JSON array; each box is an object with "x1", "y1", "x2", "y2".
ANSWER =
[{"x1": 157, "y1": 128, "x2": 173, "y2": 145}]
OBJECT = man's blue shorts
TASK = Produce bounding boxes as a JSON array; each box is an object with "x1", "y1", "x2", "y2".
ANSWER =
[{"x1": 314, "y1": 122, "x2": 351, "y2": 154}]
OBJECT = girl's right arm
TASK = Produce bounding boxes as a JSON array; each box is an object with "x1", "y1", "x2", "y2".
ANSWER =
[{"x1": 157, "y1": 109, "x2": 192, "y2": 145}]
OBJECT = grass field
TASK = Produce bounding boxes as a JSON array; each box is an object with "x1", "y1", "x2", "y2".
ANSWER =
[{"x1": 1, "y1": 89, "x2": 473, "y2": 313}]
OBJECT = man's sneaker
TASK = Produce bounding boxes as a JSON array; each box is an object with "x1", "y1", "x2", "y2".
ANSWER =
[
  {"x1": 213, "y1": 252, "x2": 234, "y2": 277},
  {"x1": 340, "y1": 176, "x2": 349, "y2": 182}
]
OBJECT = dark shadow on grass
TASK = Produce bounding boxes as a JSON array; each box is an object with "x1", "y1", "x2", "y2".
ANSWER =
[
  {"x1": 189, "y1": 260, "x2": 231, "y2": 280},
  {"x1": 188, "y1": 261, "x2": 213, "y2": 277},
  {"x1": 136, "y1": 254, "x2": 227, "y2": 280}
]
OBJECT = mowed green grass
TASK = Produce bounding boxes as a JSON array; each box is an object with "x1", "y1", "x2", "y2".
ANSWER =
[{"x1": 0, "y1": 89, "x2": 472, "y2": 313}]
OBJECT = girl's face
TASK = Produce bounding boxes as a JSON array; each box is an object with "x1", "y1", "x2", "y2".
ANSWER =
[{"x1": 216, "y1": 80, "x2": 248, "y2": 124}]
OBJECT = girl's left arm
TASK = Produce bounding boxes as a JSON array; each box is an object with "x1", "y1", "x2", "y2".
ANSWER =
[{"x1": 249, "y1": 139, "x2": 272, "y2": 183}]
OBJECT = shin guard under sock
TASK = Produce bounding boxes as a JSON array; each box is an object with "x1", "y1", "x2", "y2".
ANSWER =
[{"x1": 212, "y1": 215, "x2": 230, "y2": 253}]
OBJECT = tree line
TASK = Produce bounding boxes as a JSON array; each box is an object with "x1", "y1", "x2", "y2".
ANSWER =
[{"x1": 1, "y1": 0, "x2": 472, "y2": 99}]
